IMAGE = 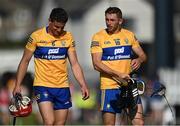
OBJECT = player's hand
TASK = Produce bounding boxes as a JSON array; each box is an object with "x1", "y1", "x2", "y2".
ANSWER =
[
  {"x1": 13, "y1": 85, "x2": 21, "y2": 97},
  {"x1": 80, "y1": 84, "x2": 90, "y2": 100},
  {"x1": 113, "y1": 73, "x2": 130, "y2": 86},
  {"x1": 131, "y1": 58, "x2": 141, "y2": 70}
]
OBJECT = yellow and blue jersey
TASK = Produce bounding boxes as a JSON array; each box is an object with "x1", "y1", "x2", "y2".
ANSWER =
[
  {"x1": 90, "y1": 28, "x2": 140, "y2": 89},
  {"x1": 26, "y1": 27, "x2": 75, "y2": 88}
]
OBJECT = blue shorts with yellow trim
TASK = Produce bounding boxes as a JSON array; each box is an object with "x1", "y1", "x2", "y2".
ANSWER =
[
  {"x1": 100, "y1": 88, "x2": 141, "y2": 113},
  {"x1": 34, "y1": 86, "x2": 72, "y2": 110}
]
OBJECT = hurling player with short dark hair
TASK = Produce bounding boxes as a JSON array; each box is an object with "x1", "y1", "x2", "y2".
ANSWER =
[{"x1": 13, "y1": 7, "x2": 89, "y2": 125}]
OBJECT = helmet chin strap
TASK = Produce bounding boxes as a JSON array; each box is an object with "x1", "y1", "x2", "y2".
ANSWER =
[{"x1": 14, "y1": 93, "x2": 22, "y2": 110}]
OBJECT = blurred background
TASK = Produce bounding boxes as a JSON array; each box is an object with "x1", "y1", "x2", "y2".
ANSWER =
[{"x1": 0, "y1": 0, "x2": 180, "y2": 125}]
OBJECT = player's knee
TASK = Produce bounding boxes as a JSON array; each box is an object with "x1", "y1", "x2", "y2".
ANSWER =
[
  {"x1": 43, "y1": 118, "x2": 55, "y2": 125},
  {"x1": 103, "y1": 119, "x2": 115, "y2": 125},
  {"x1": 138, "y1": 119, "x2": 144, "y2": 125},
  {"x1": 103, "y1": 121, "x2": 115, "y2": 125},
  {"x1": 54, "y1": 120, "x2": 66, "y2": 125},
  {"x1": 132, "y1": 119, "x2": 144, "y2": 125}
]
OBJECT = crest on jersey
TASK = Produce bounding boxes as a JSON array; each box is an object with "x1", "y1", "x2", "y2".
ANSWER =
[
  {"x1": 52, "y1": 40, "x2": 56, "y2": 46},
  {"x1": 61, "y1": 41, "x2": 66, "y2": 46},
  {"x1": 124, "y1": 38, "x2": 129, "y2": 44},
  {"x1": 114, "y1": 39, "x2": 120, "y2": 45}
]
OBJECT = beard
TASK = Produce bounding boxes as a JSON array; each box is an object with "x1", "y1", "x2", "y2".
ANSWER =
[
  {"x1": 107, "y1": 26, "x2": 114, "y2": 33},
  {"x1": 107, "y1": 25, "x2": 120, "y2": 34}
]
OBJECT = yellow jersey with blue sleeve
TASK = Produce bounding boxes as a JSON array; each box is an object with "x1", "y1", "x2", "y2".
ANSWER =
[
  {"x1": 90, "y1": 28, "x2": 140, "y2": 89},
  {"x1": 26, "y1": 27, "x2": 75, "y2": 88}
]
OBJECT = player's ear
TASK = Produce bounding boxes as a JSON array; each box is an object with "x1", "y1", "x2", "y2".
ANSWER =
[
  {"x1": 48, "y1": 18, "x2": 53, "y2": 23},
  {"x1": 119, "y1": 18, "x2": 123, "y2": 25}
]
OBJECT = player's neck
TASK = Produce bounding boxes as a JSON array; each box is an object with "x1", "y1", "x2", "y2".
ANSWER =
[
  {"x1": 114, "y1": 27, "x2": 121, "y2": 34},
  {"x1": 107, "y1": 27, "x2": 121, "y2": 35}
]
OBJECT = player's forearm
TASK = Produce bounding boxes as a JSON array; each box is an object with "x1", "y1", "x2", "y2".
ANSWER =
[
  {"x1": 93, "y1": 61, "x2": 118, "y2": 77},
  {"x1": 15, "y1": 60, "x2": 29, "y2": 86},
  {"x1": 71, "y1": 63, "x2": 87, "y2": 87},
  {"x1": 137, "y1": 53, "x2": 147, "y2": 63}
]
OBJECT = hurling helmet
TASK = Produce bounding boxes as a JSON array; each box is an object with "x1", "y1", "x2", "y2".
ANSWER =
[
  {"x1": 132, "y1": 78, "x2": 145, "y2": 95},
  {"x1": 9, "y1": 94, "x2": 32, "y2": 117}
]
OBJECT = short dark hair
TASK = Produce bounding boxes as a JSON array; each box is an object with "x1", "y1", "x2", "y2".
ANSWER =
[
  {"x1": 105, "y1": 7, "x2": 122, "y2": 18},
  {"x1": 49, "y1": 8, "x2": 68, "y2": 23}
]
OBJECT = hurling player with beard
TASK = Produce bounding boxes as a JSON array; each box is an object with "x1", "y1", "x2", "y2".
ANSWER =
[
  {"x1": 90, "y1": 7, "x2": 147, "y2": 125},
  {"x1": 13, "y1": 8, "x2": 89, "y2": 125}
]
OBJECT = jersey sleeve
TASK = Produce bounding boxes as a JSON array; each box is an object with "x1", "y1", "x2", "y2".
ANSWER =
[
  {"x1": 90, "y1": 34, "x2": 102, "y2": 53},
  {"x1": 25, "y1": 33, "x2": 37, "y2": 52},
  {"x1": 131, "y1": 33, "x2": 140, "y2": 48},
  {"x1": 68, "y1": 33, "x2": 76, "y2": 52}
]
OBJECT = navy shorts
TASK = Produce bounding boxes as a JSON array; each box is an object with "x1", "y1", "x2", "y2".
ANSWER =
[
  {"x1": 100, "y1": 88, "x2": 141, "y2": 113},
  {"x1": 34, "y1": 86, "x2": 72, "y2": 110}
]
